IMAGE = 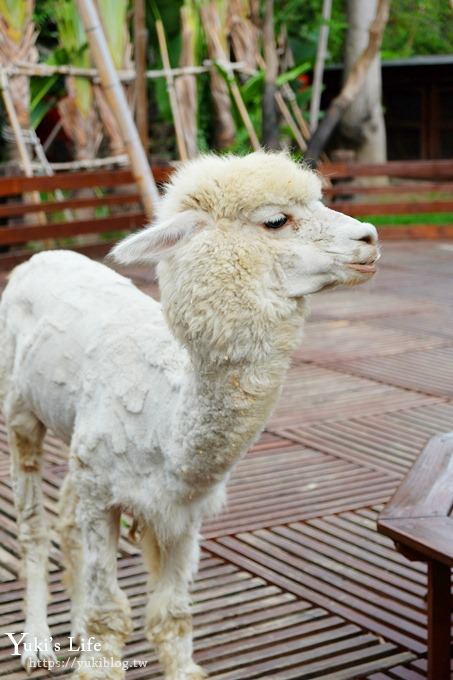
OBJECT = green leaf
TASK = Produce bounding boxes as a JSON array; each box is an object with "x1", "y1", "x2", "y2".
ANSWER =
[{"x1": 276, "y1": 62, "x2": 310, "y2": 87}]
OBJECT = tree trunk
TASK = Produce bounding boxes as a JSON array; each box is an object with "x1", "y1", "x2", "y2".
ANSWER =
[
  {"x1": 340, "y1": 0, "x2": 387, "y2": 162},
  {"x1": 305, "y1": 0, "x2": 390, "y2": 165},
  {"x1": 175, "y1": 5, "x2": 198, "y2": 159},
  {"x1": 262, "y1": 0, "x2": 279, "y2": 149},
  {"x1": 200, "y1": 2, "x2": 236, "y2": 150}
]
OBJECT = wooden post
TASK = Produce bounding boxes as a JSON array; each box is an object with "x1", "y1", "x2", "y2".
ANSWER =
[
  {"x1": 427, "y1": 561, "x2": 451, "y2": 680},
  {"x1": 133, "y1": 0, "x2": 149, "y2": 152},
  {"x1": 76, "y1": 0, "x2": 160, "y2": 217}
]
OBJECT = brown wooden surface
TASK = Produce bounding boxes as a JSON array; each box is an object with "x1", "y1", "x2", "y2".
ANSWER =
[
  {"x1": 0, "y1": 239, "x2": 453, "y2": 678},
  {"x1": 320, "y1": 159, "x2": 453, "y2": 180},
  {"x1": 379, "y1": 433, "x2": 453, "y2": 520}
]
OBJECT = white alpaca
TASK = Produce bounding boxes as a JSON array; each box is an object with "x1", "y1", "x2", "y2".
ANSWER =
[{"x1": 0, "y1": 152, "x2": 378, "y2": 679}]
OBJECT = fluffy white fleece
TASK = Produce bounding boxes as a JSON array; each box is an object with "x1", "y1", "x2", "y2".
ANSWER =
[{"x1": 0, "y1": 151, "x2": 378, "y2": 680}]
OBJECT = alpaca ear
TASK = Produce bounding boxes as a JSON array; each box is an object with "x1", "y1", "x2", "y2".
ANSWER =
[{"x1": 110, "y1": 210, "x2": 201, "y2": 264}]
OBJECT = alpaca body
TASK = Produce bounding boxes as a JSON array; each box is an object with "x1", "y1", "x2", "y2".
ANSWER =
[
  {"x1": 0, "y1": 152, "x2": 379, "y2": 679},
  {"x1": 0, "y1": 251, "x2": 232, "y2": 534}
]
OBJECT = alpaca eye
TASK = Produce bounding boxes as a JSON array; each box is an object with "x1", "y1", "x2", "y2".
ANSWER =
[{"x1": 264, "y1": 214, "x2": 288, "y2": 229}]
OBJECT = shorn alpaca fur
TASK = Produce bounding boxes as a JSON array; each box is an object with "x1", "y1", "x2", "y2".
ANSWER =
[{"x1": 0, "y1": 152, "x2": 378, "y2": 679}]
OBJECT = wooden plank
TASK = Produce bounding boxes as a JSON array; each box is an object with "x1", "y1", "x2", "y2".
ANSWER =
[
  {"x1": 379, "y1": 433, "x2": 453, "y2": 520},
  {"x1": 320, "y1": 159, "x2": 453, "y2": 180},
  {"x1": 0, "y1": 191, "x2": 142, "y2": 218},
  {"x1": 0, "y1": 211, "x2": 147, "y2": 245},
  {"x1": 324, "y1": 182, "x2": 453, "y2": 196},
  {"x1": 0, "y1": 166, "x2": 172, "y2": 197},
  {"x1": 378, "y1": 224, "x2": 453, "y2": 240},
  {"x1": 378, "y1": 516, "x2": 453, "y2": 566},
  {"x1": 330, "y1": 200, "x2": 453, "y2": 216}
]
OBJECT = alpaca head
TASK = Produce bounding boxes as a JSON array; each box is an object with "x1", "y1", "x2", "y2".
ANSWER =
[{"x1": 112, "y1": 152, "x2": 379, "y2": 361}]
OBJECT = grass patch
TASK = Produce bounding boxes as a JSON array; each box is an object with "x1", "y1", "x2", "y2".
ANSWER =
[{"x1": 360, "y1": 212, "x2": 453, "y2": 226}]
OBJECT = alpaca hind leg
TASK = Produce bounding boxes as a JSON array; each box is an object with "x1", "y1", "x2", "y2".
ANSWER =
[
  {"x1": 8, "y1": 413, "x2": 57, "y2": 672},
  {"x1": 143, "y1": 526, "x2": 207, "y2": 680},
  {"x1": 59, "y1": 473, "x2": 85, "y2": 641},
  {"x1": 72, "y1": 502, "x2": 131, "y2": 680}
]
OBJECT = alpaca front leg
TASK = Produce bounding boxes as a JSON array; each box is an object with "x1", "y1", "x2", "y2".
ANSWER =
[
  {"x1": 72, "y1": 504, "x2": 132, "y2": 680},
  {"x1": 142, "y1": 526, "x2": 207, "y2": 680},
  {"x1": 8, "y1": 419, "x2": 57, "y2": 673}
]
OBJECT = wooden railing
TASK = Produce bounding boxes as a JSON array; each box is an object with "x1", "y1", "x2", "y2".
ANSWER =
[
  {"x1": 320, "y1": 159, "x2": 453, "y2": 240},
  {"x1": 0, "y1": 159, "x2": 451, "y2": 266}
]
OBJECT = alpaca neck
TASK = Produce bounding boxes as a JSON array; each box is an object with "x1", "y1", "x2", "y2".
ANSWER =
[{"x1": 168, "y1": 313, "x2": 304, "y2": 498}]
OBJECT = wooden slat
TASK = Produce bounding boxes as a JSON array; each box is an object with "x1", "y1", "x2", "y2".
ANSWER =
[
  {"x1": 375, "y1": 225, "x2": 453, "y2": 240},
  {"x1": 0, "y1": 190, "x2": 141, "y2": 218},
  {"x1": 0, "y1": 552, "x2": 411, "y2": 679},
  {"x1": 378, "y1": 517, "x2": 453, "y2": 566},
  {"x1": 0, "y1": 211, "x2": 147, "y2": 245},
  {"x1": 206, "y1": 509, "x2": 428, "y2": 654},
  {"x1": 330, "y1": 200, "x2": 453, "y2": 217},
  {"x1": 335, "y1": 346, "x2": 453, "y2": 400},
  {"x1": 277, "y1": 402, "x2": 453, "y2": 477},
  {"x1": 324, "y1": 182, "x2": 453, "y2": 196},
  {"x1": 293, "y1": 320, "x2": 449, "y2": 364},
  {"x1": 203, "y1": 445, "x2": 399, "y2": 538},
  {"x1": 320, "y1": 159, "x2": 453, "y2": 180},
  {"x1": 380, "y1": 432, "x2": 453, "y2": 520},
  {"x1": 0, "y1": 166, "x2": 172, "y2": 197}
]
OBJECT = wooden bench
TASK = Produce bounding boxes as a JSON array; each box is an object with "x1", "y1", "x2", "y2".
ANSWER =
[
  {"x1": 378, "y1": 432, "x2": 453, "y2": 680},
  {"x1": 320, "y1": 159, "x2": 453, "y2": 240}
]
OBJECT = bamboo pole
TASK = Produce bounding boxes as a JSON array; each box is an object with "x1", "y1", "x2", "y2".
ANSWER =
[
  {"x1": 11, "y1": 59, "x2": 254, "y2": 81},
  {"x1": 76, "y1": 0, "x2": 160, "y2": 217},
  {"x1": 155, "y1": 19, "x2": 188, "y2": 161},
  {"x1": 133, "y1": 0, "x2": 149, "y2": 151},
  {"x1": 274, "y1": 91, "x2": 306, "y2": 152},
  {"x1": 309, "y1": 0, "x2": 332, "y2": 132},
  {"x1": 0, "y1": 68, "x2": 46, "y2": 225},
  {"x1": 201, "y1": 4, "x2": 260, "y2": 151}
]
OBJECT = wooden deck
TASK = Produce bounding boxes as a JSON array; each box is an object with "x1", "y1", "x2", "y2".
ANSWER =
[{"x1": 0, "y1": 240, "x2": 452, "y2": 679}]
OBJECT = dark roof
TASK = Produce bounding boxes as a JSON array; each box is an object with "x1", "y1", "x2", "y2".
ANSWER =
[{"x1": 326, "y1": 54, "x2": 453, "y2": 71}]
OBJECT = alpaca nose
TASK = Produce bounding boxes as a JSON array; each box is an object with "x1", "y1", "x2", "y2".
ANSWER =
[{"x1": 354, "y1": 222, "x2": 378, "y2": 246}]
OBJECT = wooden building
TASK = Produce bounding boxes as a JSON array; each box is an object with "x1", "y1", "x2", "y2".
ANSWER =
[{"x1": 322, "y1": 55, "x2": 453, "y2": 160}]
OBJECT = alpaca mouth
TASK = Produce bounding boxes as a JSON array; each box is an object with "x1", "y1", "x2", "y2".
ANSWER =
[{"x1": 346, "y1": 263, "x2": 377, "y2": 274}]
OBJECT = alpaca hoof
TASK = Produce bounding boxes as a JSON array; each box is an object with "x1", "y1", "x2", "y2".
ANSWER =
[
  {"x1": 185, "y1": 663, "x2": 208, "y2": 680},
  {"x1": 21, "y1": 631, "x2": 57, "y2": 673}
]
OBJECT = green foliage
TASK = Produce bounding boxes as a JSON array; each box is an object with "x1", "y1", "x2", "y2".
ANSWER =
[{"x1": 382, "y1": 0, "x2": 453, "y2": 59}]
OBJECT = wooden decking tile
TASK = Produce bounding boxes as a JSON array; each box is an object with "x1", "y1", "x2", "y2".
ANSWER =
[
  {"x1": 275, "y1": 402, "x2": 453, "y2": 477},
  {"x1": 294, "y1": 320, "x2": 449, "y2": 363},
  {"x1": 206, "y1": 506, "x2": 432, "y2": 655},
  {"x1": 334, "y1": 346, "x2": 453, "y2": 399},
  {"x1": 1, "y1": 239, "x2": 452, "y2": 677},
  {"x1": 203, "y1": 445, "x2": 398, "y2": 538},
  {"x1": 0, "y1": 552, "x2": 413, "y2": 679},
  {"x1": 267, "y1": 363, "x2": 442, "y2": 430},
  {"x1": 310, "y1": 289, "x2": 436, "y2": 322}
]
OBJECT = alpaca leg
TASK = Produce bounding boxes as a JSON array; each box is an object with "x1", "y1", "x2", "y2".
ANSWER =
[
  {"x1": 58, "y1": 473, "x2": 85, "y2": 641},
  {"x1": 72, "y1": 503, "x2": 132, "y2": 680},
  {"x1": 8, "y1": 414, "x2": 57, "y2": 672},
  {"x1": 143, "y1": 527, "x2": 206, "y2": 680}
]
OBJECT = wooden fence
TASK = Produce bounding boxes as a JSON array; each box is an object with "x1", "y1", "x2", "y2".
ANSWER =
[{"x1": 0, "y1": 159, "x2": 452, "y2": 267}]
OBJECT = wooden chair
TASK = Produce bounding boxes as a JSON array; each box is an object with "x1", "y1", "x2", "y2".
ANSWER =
[{"x1": 378, "y1": 432, "x2": 453, "y2": 680}]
